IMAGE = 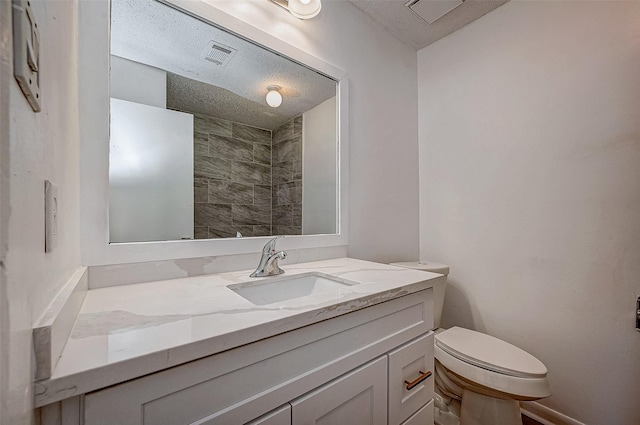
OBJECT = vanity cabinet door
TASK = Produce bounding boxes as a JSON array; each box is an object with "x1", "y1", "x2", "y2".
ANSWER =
[
  {"x1": 246, "y1": 404, "x2": 291, "y2": 425},
  {"x1": 388, "y1": 332, "x2": 434, "y2": 425},
  {"x1": 290, "y1": 356, "x2": 387, "y2": 425},
  {"x1": 400, "y1": 400, "x2": 434, "y2": 425}
]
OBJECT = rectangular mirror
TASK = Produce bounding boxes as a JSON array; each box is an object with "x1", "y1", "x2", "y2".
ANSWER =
[{"x1": 109, "y1": 0, "x2": 338, "y2": 243}]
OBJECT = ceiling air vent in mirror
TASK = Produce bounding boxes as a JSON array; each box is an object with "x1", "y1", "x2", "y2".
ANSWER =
[
  {"x1": 405, "y1": 0, "x2": 464, "y2": 24},
  {"x1": 201, "y1": 41, "x2": 237, "y2": 66}
]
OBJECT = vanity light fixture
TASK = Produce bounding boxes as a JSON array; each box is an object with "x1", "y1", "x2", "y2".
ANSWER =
[
  {"x1": 268, "y1": 0, "x2": 322, "y2": 20},
  {"x1": 266, "y1": 85, "x2": 283, "y2": 108}
]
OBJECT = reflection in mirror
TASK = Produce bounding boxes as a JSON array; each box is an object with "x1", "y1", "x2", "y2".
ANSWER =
[{"x1": 108, "y1": 0, "x2": 338, "y2": 243}]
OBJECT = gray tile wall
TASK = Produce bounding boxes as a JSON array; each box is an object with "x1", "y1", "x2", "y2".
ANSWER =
[
  {"x1": 272, "y1": 116, "x2": 303, "y2": 235},
  {"x1": 191, "y1": 113, "x2": 273, "y2": 238}
]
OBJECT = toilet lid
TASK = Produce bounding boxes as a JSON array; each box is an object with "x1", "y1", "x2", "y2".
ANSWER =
[{"x1": 435, "y1": 327, "x2": 548, "y2": 378}]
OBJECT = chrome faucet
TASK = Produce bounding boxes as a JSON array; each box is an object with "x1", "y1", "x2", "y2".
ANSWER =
[{"x1": 250, "y1": 236, "x2": 287, "y2": 277}]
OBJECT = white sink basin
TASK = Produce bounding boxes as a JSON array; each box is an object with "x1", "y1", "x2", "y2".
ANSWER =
[{"x1": 228, "y1": 273, "x2": 355, "y2": 306}]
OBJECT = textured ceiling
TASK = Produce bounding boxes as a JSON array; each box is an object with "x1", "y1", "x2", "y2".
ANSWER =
[
  {"x1": 111, "y1": 0, "x2": 336, "y2": 129},
  {"x1": 349, "y1": 0, "x2": 510, "y2": 50},
  {"x1": 166, "y1": 72, "x2": 291, "y2": 130}
]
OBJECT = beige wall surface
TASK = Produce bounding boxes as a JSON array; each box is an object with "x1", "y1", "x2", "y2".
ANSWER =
[
  {"x1": 0, "y1": 0, "x2": 10, "y2": 420},
  {"x1": 2, "y1": 0, "x2": 82, "y2": 423},
  {"x1": 418, "y1": 2, "x2": 640, "y2": 424}
]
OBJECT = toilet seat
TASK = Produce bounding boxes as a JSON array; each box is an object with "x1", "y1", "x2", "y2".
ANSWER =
[
  {"x1": 435, "y1": 327, "x2": 552, "y2": 399},
  {"x1": 436, "y1": 327, "x2": 547, "y2": 378}
]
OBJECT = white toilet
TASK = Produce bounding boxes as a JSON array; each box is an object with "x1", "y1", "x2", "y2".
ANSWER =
[{"x1": 391, "y1": 262, "x2": 551, "y2": 425}]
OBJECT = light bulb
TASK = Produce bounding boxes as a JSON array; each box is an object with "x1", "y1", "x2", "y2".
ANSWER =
[
  {"x1": 266, "y1": 86, "x2": 282, "y2": 108},
  {"x1": 288, "y1": 0, "x2": 321, "y2": 19}
]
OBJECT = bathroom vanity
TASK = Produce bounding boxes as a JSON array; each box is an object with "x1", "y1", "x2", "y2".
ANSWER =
[
  {"x1": 35, "y1": 258, "x2": 443, "y2": 425},
  {"x1": 53, "y1": 1, "x2": 439, "y2": 421}
]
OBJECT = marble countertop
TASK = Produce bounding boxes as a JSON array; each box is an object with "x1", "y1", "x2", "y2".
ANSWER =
[{"x1": 34, "y1": 257, "x2": 443, "y2": 407}]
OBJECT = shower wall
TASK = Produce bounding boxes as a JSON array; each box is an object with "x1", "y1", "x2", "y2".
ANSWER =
[
  {"x1": 192, "y1": 113, "x2": 273, "y2": 238},
  {"x1": 187, "y1": 111, "x2": 304, "y2": 239}
]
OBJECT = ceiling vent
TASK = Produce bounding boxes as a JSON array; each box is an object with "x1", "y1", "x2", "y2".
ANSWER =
[
  {"x1": 201, "y1": 41, "x2": 237, "y2": 66},
  {"x1": 405, "y1": 0, "x2": 464, "y2": 24}
]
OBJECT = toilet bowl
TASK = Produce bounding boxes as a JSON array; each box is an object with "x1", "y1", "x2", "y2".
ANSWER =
[{"x1": 390, "y1": 262, "x2": 551, "y2": 425}]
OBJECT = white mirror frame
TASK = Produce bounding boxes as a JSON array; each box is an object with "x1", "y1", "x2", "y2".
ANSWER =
[{"x1": 78, "y1": 0, "x2": 349, "y2": 266}]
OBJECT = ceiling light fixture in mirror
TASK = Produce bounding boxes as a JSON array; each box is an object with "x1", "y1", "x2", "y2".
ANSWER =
[{"x1": 266, "y1": 86, "x2": 283, "y2": 108}]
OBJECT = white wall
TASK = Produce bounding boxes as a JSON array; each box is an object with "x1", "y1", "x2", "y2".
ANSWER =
[
  {"x1": 303, "y1": 96, "x2": 337, "y2": 235},
  {"x1": 110, "y1": 55, "x2": 167, "y2": 108},
  {"x1": 178, "y1": 0, "x2": 419, "y2": 263},
  {"x1": 1, "y1": 0, "x2": 82, "y2": 423},
  {"x1": 418, "y1": 2, "x2": 640, "y2": 424}
]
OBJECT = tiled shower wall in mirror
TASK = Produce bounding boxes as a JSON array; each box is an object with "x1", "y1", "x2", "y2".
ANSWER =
[
  {"x1": 272, "y1": 117, "x2": 303, "y2": 235},
  {"x1": 189, "y1": 112, "x2": 303, "y2": 239}
]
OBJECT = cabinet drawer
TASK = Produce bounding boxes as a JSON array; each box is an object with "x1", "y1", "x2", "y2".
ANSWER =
[
  {"x1": 401, "y1": 400, "x2": 434, "y2": 425},
  {"x1": 388, "y1": 332, "x2": 434, "y2": 425}
]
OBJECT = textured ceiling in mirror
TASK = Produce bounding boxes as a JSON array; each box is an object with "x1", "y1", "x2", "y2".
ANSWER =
[
  {"x1": 166, "y1": 72, "x2": 287, "y2": 131},
  {"x1": 110, "y1": 0, "x2": 336, "y2": 128}
]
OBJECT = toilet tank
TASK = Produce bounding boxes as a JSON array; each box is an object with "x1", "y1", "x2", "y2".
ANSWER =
[{"x1": 390, "y1": 261, "x2": 449, "y2": 330}]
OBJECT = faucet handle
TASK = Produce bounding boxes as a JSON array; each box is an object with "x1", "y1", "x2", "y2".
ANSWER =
[{"x1": 263, "y1": 235, "x2": 283, "y2": 254}]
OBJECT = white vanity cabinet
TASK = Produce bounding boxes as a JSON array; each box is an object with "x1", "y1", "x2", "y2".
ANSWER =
[{"x1": 55, "y1": 289, "x2": 434, "y2": 425}]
